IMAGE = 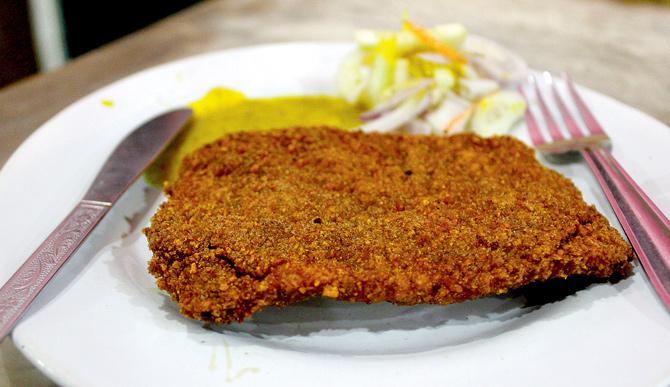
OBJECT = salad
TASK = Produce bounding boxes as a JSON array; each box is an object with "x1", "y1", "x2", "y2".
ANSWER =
[{"x1": 337, "y1": 20, "x2": 527, "y2": 136}]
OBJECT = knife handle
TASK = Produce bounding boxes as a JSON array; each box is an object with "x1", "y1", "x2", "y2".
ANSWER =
[{"x1": 0, "y1": 200, "x2": 110, "y2": 340}]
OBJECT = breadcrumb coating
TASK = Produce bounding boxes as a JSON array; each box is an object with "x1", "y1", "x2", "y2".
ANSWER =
[{"x1": 144, "y1": 127, "x2": 632, "y2": 323}]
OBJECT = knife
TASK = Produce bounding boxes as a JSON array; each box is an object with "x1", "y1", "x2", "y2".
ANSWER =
[{"x1": 0, "y1": 108, "x2": 192, "y2": 341}]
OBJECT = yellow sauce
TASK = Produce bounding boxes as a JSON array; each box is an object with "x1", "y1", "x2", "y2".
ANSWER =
[{"x1": 145, "y1": 87, "x2": 363, "y2": 186}]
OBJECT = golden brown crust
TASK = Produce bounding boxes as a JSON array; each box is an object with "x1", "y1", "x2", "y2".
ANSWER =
[{"x1": 144, "y1": 127, "x2": 632, "y2": 323}]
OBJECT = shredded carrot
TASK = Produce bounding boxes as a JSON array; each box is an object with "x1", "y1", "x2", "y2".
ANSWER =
[
  {"x1": 403, "y1": 20, "x2": 467, "y2": 64},
  {"x1": 444, "y1": 90, "x2": 500, "y2": 134},
  {"x1": 444, "y1": 104, "x2": 475, "y2": 133}
]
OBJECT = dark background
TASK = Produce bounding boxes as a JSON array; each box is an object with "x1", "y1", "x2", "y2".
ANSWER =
[
  {"x1": 0, "y1": 1, "x2": 36, "y2": 87},
  {"x1": 60, "y1": 0, "x2": 200, "y2": 58},
  {"x1": 0, "y1": 0, "x2": 201, "y2": 88}
]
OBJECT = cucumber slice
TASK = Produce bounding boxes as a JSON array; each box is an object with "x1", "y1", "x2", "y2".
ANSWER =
[
  {"x1": 470, "y1": 91, "x2": 526, "y2": 137},
  {"x1": 336, "y1": 51, "x2": 367, "y2": 104}
]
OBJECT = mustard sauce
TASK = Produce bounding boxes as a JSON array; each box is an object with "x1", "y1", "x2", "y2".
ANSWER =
[{"x1": 145, "y1": 87, "x2": 363, "y2": 186}]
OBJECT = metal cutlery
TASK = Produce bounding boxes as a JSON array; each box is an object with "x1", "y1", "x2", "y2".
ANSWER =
[
  {"x1": 519, "y1": 72, "x2": 670, "y2": 311},
  {"x1": 0, "y1": 108, "x2": 192, "y2": 340}
]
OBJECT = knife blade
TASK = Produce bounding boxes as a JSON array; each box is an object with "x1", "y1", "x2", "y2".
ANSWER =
[{"x1": 0, "y1": 108, "x2": 192, "y2": 341}]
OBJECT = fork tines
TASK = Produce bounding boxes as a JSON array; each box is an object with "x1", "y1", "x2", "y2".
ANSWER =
[{"x1": 519, "y1": 72, "x2": 610, "y2": 155}]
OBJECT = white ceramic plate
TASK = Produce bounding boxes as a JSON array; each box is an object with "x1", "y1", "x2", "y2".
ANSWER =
[{"x1": 1, "y1": 42, "x2": 669, "y2": 387}]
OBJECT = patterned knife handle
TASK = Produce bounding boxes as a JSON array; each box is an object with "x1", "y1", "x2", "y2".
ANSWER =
[
  {"x1": 0, "y1": 200, "x2": 110, "y2": 340},
  {"x1": 582, "y1": 147, "x2": 670, "y2": 310}
]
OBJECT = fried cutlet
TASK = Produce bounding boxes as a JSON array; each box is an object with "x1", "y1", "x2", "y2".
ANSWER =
[{"x1": 144, "y1": 127, "x2": 632, "y2": 323}]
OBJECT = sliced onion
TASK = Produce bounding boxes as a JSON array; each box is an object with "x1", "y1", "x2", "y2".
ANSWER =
[
  {"x1": 465, "y1": 55, "x2": 505, "y2": 83},
  {"x1": 464, "y1": 52, "x2": 527, "y2": 86},
  {"x1": 359, "y1": 94, "x2": 431, "y2": 133},
  {"x1": 404, "y1": 119, "x2": 434, "y2": 135},
  {"x1": 359, "y1": 79, "x2": 433, "y2": 121},
  {"x1": 461, "y1": 35, "x2": 528, "y2": 85},
  {"x1": 459, "y1": 78, "x2": 499, "y2": 101},
  {"x1": 425, "y1": 93, "x2": 472, "y2": 132}
]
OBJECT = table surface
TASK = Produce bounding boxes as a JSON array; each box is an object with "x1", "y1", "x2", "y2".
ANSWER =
[{"x1": 1, "y1": 0, "x2": 669, "y2": 385}]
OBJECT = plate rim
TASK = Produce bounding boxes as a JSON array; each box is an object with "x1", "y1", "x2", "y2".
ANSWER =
[{"x1": 3, "y1": 41, "x2": 670, "y2": 387}]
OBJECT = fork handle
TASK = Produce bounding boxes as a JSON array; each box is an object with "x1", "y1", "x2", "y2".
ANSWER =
[{"x1": 581, "y1": 148, "x2": 670, "y2": 309}]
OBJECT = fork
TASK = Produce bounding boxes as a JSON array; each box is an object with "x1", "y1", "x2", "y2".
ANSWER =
[{"x1": 519, "y1": 72, "x2": 670, "y2": 311}]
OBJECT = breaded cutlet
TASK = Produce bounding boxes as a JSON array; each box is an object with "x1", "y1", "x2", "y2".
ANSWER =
[{"x1": 144, "y1": 127, "x2": 632, "y2": 323}]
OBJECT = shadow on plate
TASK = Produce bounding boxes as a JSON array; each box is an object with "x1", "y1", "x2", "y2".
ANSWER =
[
  {"x1": 207, "y1": 274, "x2": 627, "y2": 337},
  {"x1": 195, "y1": 274, "x2": 632, "y2": 355}
]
